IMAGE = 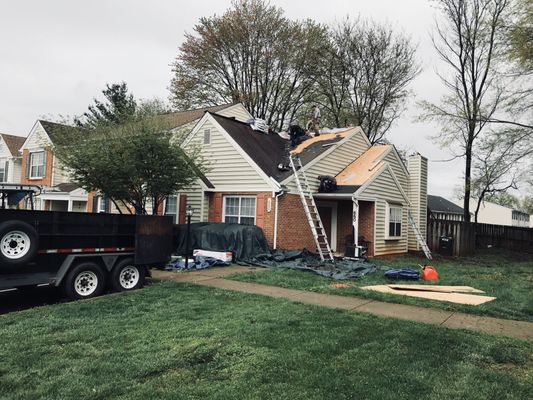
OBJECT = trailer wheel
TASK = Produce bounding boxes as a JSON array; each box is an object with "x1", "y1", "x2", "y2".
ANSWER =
[
  {"x1": 110, "y1": 258, "x2": 145, "y2": 292},
  {"x1": 0, "y1": 221, "x2": 39, "y2": 265},
  {"x1": 63, "y1": 262, "x2": 106, "y2": 300}
]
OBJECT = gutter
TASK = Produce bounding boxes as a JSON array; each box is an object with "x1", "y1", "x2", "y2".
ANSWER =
[{"x1": 273, "y1": 188, "x2": 285, "y2": 249}]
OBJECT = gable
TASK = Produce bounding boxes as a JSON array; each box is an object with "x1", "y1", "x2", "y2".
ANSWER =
[
  {"x1": 183, "y1": 114, "x2": 277, "y2": 192},
  {"x1": 0, "y1": 137, "x2": 11, "y2": 158},
  {"x1": 356, "y1": 165, "x2": 409, "y2": 204},
  {"x1": 21, "y1": 121, "x2": 53, "y2": 150},
  {"x1": 216, "y1": 103, "x2": 253, "y2": 122}
]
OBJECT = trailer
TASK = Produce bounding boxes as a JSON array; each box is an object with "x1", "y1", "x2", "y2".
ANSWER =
[{"x1": 0, "y1": 186, "x2": 173, "y2": 300}]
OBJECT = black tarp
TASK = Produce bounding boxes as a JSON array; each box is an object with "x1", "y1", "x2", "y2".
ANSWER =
[{"x1": 174, "y1": 222, "x2": 377, "y2": 280}]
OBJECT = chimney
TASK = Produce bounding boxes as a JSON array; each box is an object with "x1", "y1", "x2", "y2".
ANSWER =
[{"x1": 407, "y1": 153, "x2": 428, "y2": 251}]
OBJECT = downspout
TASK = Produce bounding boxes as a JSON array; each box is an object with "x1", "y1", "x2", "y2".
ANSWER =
[
  {"x1": 352, "y1": 195, "x2": 359, "y2": 248},
  {"x1": 273, "y1": 190, "x2": 284, "y2": 249}
]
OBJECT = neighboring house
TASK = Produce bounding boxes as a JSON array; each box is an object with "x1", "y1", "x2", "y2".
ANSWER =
[
  {"x1": 19, "y1": 120, "x2": 90, "y2": 212},
  {"x1": 0, "y1": 133, "x2": 25, "y2": 184},
  {"x1": 462, "y1": 199, "x2": 531, "y2": 227},
  {"x1": 427, "y1": 195, "x2": 465, "y2": 221},
  {"x1": 172, "y1": 110, "x2": 428, "y2": 257}
]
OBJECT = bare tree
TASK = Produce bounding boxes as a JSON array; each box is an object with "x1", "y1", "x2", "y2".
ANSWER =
[
  {"x1": 471, "y1": 128, "x2": 533, "y2": 222},
  {"x1": 420, "y1": 0, "x2": 510, "y2": 222},
  {"x1": 314, "y1": 18, "x2": 420, "y2": 143},
  {"x1": 169, "y1": 0, "x2": 326, "y2": 131}
]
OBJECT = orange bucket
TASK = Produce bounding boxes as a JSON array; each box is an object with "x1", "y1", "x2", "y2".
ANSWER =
[{"x1": 421, "y1": 266, "x2": 439, "y2": 281}]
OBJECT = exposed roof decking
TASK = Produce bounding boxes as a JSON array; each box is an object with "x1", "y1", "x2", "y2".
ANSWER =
[{"x1": 335, "y1": 145, "x2": 391, "y2": 186}]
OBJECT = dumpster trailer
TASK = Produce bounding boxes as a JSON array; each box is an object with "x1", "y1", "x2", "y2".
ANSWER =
[{"x1": 0, "y1": 187, "x2": 173, "y2": 300}]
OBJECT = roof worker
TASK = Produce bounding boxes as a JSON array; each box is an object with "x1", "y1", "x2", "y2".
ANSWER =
[
  {"x1": 307, "y1": 105, "x2": 321, "y2": 137},
  {"x1": 288, "y1": 121, "x2": 306, "y2": 148}
]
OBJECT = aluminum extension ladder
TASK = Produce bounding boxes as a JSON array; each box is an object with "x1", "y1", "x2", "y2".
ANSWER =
[
  {"x1": 408, "y1": 209, "x2": 432, "y2": 260},
  {"x1": 289, "y1": 154, "x2": 334, "y2": 262}
]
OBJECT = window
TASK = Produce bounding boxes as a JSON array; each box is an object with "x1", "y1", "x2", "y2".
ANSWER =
[
  {"x1": 387, "y1": 205, "x2": 402, "y2": 238},
  {"x1": 0, "y1": 158, "x2": 6, "y2": 182},
  {"x1": 203, "y1": 129, "x2": 211, "y2": 145},
  {"x1": 224, "y1": 196, "x2": 256, "y2": 225},
  {"x1": 165, "y1": 195, "x2": 179, "y2": 223},
  {"x1": 29, "y1": 151, "x2": 46, "y2": 178},
  {"x1": 97, "y1": 196, "x2": 109, "y2": 213}
]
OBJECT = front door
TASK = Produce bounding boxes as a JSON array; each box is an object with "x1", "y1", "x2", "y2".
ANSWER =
[{"x1": 316, "y1": 202, "x2": 337, "y2": 252}]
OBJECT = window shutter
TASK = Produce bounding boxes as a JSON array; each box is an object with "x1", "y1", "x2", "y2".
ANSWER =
[
  {"x1": 92, "y1": 196, "x2": 98, "y2": 213},
  {"x1": 4, "y1": 161, "x2": 8, "y2": 182},
  {"x1": 25, "y1": 153, "x2": 30, "y2": 178},
  {"x1": 42, "y1": 151, "x2": 48, "y2": 177}
]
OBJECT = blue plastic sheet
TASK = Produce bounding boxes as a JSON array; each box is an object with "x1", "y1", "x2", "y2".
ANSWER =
[{"x1": 384, "y1": 268, "x2": 420, "y2": 280}]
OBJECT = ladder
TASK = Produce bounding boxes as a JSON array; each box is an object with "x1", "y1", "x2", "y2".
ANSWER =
[
  {"x1": 289, "y1": 154, "x2": 334, "y2": 262},
  {"x1": 408, "y1": 209, "x2": 432, "y2": 260}
]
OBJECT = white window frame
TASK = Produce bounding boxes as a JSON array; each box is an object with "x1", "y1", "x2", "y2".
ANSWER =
[
  {"x1": 97, "y1": 196, "x2": 109, "y2": 213},
  {"x1": 164, "y1": 195, "x2": 180, "y2": 223},
  {"x1": 203, "y1": 129, "x2": 211, "y2": 145},
  {"x1": 222, "y1": 195, "x2": 256, "y2": 225},
  {"x1": 386, "y1": 203, "x2": 402, "y2": 239},
  {"x1": 0, "y1": 158, "x2": 6, "y2": 182},
  {"x1": 29, "y1": 151, "x2": 46, "y2": 179}
]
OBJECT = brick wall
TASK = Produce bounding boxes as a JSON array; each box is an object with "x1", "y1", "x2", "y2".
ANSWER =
[
  {"x1": 20, "y1": 149, "x2": 53, "y2": 187},
  {"x1": 208, "y1": 192, "x2": 276, "y2": 248},
  {"x1": 276, "y1": 193, "x2": 316, "y2": 251},
  {"x1": 359, "y1": 201, "x2": 375, "y2": 257}
]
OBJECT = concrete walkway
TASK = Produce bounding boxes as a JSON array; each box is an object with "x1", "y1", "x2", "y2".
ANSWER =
[{"x1": 151, "y1": 267, "x2": 533, "y2": 341}]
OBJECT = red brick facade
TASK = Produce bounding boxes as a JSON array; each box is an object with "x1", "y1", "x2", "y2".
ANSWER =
[
  {"x1": 20, "y1": 149, "x2": 54, "y2": 187},
  {"x1": 359, "y1": 201, "x2": 375, "y2": 257},
  {"x1": 276, "y1": 194, "x2": 316, "y2": 251}
]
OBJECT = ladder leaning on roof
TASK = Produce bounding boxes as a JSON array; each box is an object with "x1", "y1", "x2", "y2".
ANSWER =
[
  {"x1": 408, "y1": 209, "x2": 432, "y2": 260},
  {"x1": 289, "y1": 154, "x2": 334, "y2": 262}
]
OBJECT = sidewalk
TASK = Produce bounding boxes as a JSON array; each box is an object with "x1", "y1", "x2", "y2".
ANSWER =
[{"x1": 151, "y1": 267, "x2": 533, "y2": 341}]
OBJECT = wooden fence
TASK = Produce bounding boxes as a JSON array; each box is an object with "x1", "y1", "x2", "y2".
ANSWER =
[{"x1": 427, "y1": 219, "x2": 533, "y2": 256}]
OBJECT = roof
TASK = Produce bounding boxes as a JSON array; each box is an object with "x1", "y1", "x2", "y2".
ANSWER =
[
  {"x1": 162, "y1": 104, "x2": 235, "y2": 130},
  {"x1": 38, "y1": 120, "x2": 78, "y2": 139},
  {"x1": 210, "y1": 112, "x2": 359, "y2": 182},
  {"x1": 55, "y1": 183, "x2": 81, "y2": 193},
  {"x1": 428, "y1": 195, "x2": 464, "y2": 214},
  {"x1": 335, "y1": 145, "x2": 391, "y2": 185},
  {"x1": 0, "y1": 133, "x2": 26, "y2": 156}
]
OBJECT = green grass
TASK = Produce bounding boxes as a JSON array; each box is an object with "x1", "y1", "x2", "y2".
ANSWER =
[
  {"x1": 0, "y1": 281, "x2": 532, "y2": 399},
  {"x1": 228, "y1": 249, "x2": 533, "y2": 322}
]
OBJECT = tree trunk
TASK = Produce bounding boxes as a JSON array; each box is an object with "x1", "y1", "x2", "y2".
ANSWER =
[{"x1": 464, "y1": 140, "x2": 473, "y2": 222}]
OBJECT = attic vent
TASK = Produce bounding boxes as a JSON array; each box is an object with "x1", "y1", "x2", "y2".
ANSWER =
[{"x1": 248, "y1": 118, "x2": 269, "y2": 134}]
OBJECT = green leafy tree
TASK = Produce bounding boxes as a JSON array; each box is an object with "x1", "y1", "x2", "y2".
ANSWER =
[
  {"x1": 75, "y1": 82, "x2": 138, "y2": 128},
  {"x1": 54, "y1": 101, "x2": 205, "y2": 214}
]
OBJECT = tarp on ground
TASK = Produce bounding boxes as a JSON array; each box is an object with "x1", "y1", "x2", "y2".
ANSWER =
[{"x1": 173, "y1": 222, "x2": 377, "y2": 280}]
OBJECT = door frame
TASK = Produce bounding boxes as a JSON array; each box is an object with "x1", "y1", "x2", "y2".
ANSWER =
[{"x1": 315, "y1": 201, "x2": 338, "y2": 252}]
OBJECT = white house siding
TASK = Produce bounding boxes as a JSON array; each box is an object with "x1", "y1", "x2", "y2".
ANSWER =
[
  {"x1": 51, "y1": 157, "x2": 71, "y2": 186},
  {"x1": 186, "y1": 118, "x2": 272, "y2": 192},
  {"x1": 358, "y1": 168, "x2": 408, "y2": 256},
  {"x1": 181, "y1": 184, "x2": 204, "y2": 223},
  {"x1": 284, "y1": 131, "x2": 371, "y2": 193},
  {"x1": 10, "y1": 159, "x2": 21, "y2": 183},
  {"x1": 407, "y1": 155, "x2": 428, "y2": 251},
  {"x1": 217, "y1": 103, "x2": 252, "y2": 122},
  {"x1": 24, "y1": 123, "x2": 52, "y2": 150}
]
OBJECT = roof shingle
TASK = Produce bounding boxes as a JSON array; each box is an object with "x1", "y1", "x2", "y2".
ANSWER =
[{"x1": 0, "y1": 133, "x2": 26, "y2": 156}]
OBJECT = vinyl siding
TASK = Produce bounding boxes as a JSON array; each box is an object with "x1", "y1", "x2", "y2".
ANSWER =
[
  {"x1": 181, "y1": 184, "x2": 204, "y2": 223},
  {"x1": 407, "y1": 155, "x2": 428, "y2": 251},
  {"x1": 10, "y1": 159, "x2": 22, "y2": 183},
  {"x1": 217, "y1": 103, "x2": 252, "y2": 122},
  {"x1": 359, "y1": 168, "x2": 408, "y2": 256},
  {"x1": 185, "y1": 118, "x2": 272, "y2": 192},
  {"x1": 51, "y1": 157, "x2": 71, "y2": 186},
  {"x1": 284, "y1": 131, "x2": 370, "y2": 193},
  {"x1": 24, "y1": 124, "x2": 52, "y2": 150}
]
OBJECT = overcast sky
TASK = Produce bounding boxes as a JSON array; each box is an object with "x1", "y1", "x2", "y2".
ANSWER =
[{"x1": 0, "y1": 0, "x2": 465, "y2": 198}]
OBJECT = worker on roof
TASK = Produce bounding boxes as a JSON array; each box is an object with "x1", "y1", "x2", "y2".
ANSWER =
[{"x1": 307, "y1": 105, "x2": 321, "y2": 137}]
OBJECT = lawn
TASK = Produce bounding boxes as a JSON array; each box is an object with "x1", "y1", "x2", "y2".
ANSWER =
[
  {"x1": 0, "y1": 281, "x2": 532, "y2": 400},
  {"x1": 227, "y1": 249, "x2": 533, "y2": 322}
]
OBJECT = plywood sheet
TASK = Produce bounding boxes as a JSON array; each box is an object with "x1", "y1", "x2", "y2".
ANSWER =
[
  {"x1": 362, "y1": 285, "x2": 496, "y2": 305},
  {"x1": 290, "y1": 128, "x2": 354, "y2": 154},
  {"x1": 335, "y1": 145, "x2": 391, "y2": 185},
  {"x1": 387, "y1": 285, "x2": 485, "y2": 294}
]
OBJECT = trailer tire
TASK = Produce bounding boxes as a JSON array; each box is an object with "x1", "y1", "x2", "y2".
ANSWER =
[
  {"x1": 63, "y1": 262, "x2": 106, "y2": 300},
  {"x1": 0, "y1": 221, "x2": 39, "y2": 266},
  {"x1": 110, "y1": 258, "x2": 145, "y2": 292}
]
